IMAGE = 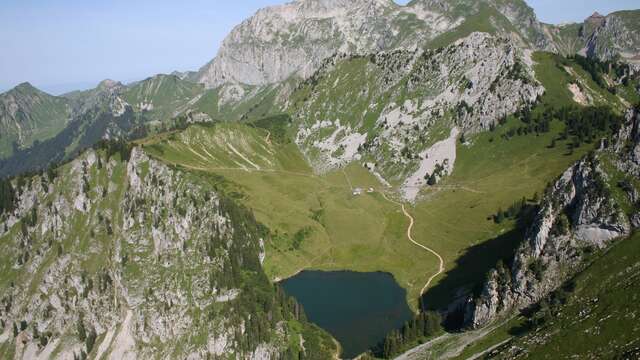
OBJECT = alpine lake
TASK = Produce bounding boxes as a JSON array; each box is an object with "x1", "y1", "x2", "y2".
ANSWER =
[{"x1": 281, "y1": 271, "x2": 414, "y2": 358}]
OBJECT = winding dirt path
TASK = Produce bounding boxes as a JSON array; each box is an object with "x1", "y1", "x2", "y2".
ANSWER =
[
  {"x1": 265, "y1": 130, "x2": 271, "y2": 145},
  {"x1": 381, "y1": 192, "x2": 445, "y2": 296}
]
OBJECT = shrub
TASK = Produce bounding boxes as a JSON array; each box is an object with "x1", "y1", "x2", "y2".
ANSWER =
[{"x1": 529, "y1": 259, "x2": 546, "y2": 281}]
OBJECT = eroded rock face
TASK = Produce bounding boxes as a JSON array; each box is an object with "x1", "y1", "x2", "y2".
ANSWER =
[
  {"x1": 293, "y1": 32, "x2": 543, "y2": 194},
  {"x1": 464, "y1": 148, "x2": 633, "y2": 329},
  {"x1": 198, "y1": 0, "x2": 432, "y2": 88},
  {"x1": 582, "y1": 12, "x2": 640, "y2": 64},
  {"x1": 615, "y1": 108, "x2": 640, "y2": 176},
  {"x1": 0, "y1": 148, "x2": 302, "y2": 359},
  {"x1": 197, "y1": 0, "x2": 552, "y2": 89}
]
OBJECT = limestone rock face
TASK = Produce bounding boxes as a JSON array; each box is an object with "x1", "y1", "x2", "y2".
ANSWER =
[
  {"x1": 464, "y1": 129, "x2": 636, "y2": 329},
  {"x1": 582, "y1": 11, "x2": 640, "y2": 64},
  {"x1": 615, "y1": 108, "x2": 640, "y2": 176},
  {"x1": 0, "y1": 147, "x2": 310, "y2": 359},
  {"x1": 548, "y1": 10, "x2": 640, "y2": 64},
  {"x1": 199, "y1": 0, "x2": 422, "y2": 87},
  {"x1": 197, "y1": 0, "x2": 552, "y2": 88},
  {"x1": 292, "y1": 32, "x2": 542, "y2": 200}
]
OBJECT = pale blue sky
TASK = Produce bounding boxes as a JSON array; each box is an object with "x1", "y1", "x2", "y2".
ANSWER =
[{"x1": 0, "y1": 0, "x2": 637, "y2": 94}]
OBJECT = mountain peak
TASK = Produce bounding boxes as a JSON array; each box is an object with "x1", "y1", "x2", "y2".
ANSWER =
[
  {"x1": 14, "y1": 82, "x2": 38, "y2": 92},
  {"x1": 2, "y1": 82, "x2": 46, "y2": 97},
  {"x1": 586, "y1": 11, "x2": 607, "y2": 26},
  {"x1": 97, "y1": 79, "x2": 122, "y2": 90}
]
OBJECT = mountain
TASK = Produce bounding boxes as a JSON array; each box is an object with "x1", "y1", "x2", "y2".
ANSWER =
[
  {"x1": 0, "y1": 76, "x2": 210, "y2": 178},
  {"x1": 0, "y1": 145, "x2": 336, "y2": 359},
  {"x1": 546, "y1": 10, "x2": 640, "y2": 65},
  {"x1": 121, "y1": 74, "x2": 205, "y2": 124},
  {"x1": 465, "y1": 106, "x2": 640, "y2": 329},
  {"x1": 0, "y1": 83, "x2": 71, "y2": 159},
  {"x1": 290, "y1": 32, "x2": 543, "y2": 200},
  {"x1": 5, "y1": 1, "x2": 637, "y2": 180},
  {"x1": 478, "y1": 231, "x2": 640, "y2": 359},
  {"x1": 392, "y1": 106, "x2": 640, "y2": 360},
  {"x1": 197, "y1": 0, "x2": 553, "y2": 88},
  {"x1": 0, "y1": 80, "x2": 145, "y2": 178}
]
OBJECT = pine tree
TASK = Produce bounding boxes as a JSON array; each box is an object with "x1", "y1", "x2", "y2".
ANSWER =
[
  {"x1": 423, "y1": 311, "x2": 442, "y2": 336},
  {"x1": 86, "y1": 329, "x2": 97, "y2": 354},
  {"x1": 427, "y1": 173, "x2": 437, "y2": 186},
  {"x1": 77, "y1": 318, "x2": 86, "y2": 341}
]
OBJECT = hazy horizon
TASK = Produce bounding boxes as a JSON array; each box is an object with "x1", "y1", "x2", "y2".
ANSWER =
[{"x1": 1, "y1": 0, "x2": 638, "y2": 95}]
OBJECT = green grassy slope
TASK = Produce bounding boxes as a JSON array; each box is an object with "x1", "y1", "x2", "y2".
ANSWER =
[
  {"x1": 122, "y1": 74, "x2": 204, "y2": 124},
  {"x1": 414, "y1": 116, "x2": 588, "y2": 311},
  {"x1": 140, "y1": 105, "x2": 588, "y2": 312},
  {"x1": 446, "y1": 232, "x2": 640, "y2": 360},
  {"x1": 138, "y1": 49, "x2": 631, "y2": 313},
  {"x1": 506, "y1": 232, "x2": 640, "y2": 359},
  {"x1": 426, "y1": 3, "x2": 518, "y2": 49},
  {"x1": 192, "y1": 81, "x2": 288, "y2": 123},
  {"x1": 0, "y1": 83, "x2": 71, "y2": 158},
  {"x1": 141, "y1": 123, "x2": 436, "y2": 309}
]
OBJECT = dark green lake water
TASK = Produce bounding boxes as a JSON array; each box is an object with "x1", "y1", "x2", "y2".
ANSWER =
[{"x1": 281, "y1": 271, "x2": 413, "y2": 359}]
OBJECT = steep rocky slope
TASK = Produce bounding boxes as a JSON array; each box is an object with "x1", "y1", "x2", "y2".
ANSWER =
[
  {"x1": 290, "y1": 32, "x2": 542, "y2": 200},
  {"x1": 546, "y1": 10, "x2": 640, "y2": 65},
  {"x1": 481, "y1": 231, "x2": 640, "y2": 359},
  {"x1": 0, "y1": 146, "x2": 335, "y2": 359},
  {"x1": 581, "y1": 10, "x2": 640, "y2": 64},
  {"x1": 197, "y1": 0, "x2": 552, "y2": 88},
  {"x1": 0, "y1": 83, "x2": 71, "y2": 159},
  {"x1": 464, "y1": 108, "x2": 640, "y2": 329}
]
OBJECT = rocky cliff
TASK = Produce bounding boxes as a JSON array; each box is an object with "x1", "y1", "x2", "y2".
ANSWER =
[
  {"x1": 0, "y1": 146, "x2": 334, "y2": 359},
  {"x1": 581, "y1": 10, "x2": 640, "y2": 64},
  {"x1": 197, "y1": 0, "x2": 552, "y2": 88},
  {"x1": 290, "y1": 32, "x2": 542, "y2": 200},
  {"x1": 546, "y1": 10, "x2": 640, "y2": 65},
  {"x1": 463, "y1": 108, "x2": 640, "y2": 329}
]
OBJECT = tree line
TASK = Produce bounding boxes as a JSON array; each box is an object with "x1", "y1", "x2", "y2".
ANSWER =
[
  {"x1": 500, "y1": 104, "x2": 624, "y2": 151},
  {"x1": 373, "y1": 311, "x2": 443, "y2": 358}
]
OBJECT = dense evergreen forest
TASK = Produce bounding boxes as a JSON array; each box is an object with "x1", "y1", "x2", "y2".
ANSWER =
[
  {"x1": 503, "y1": 104, "x2": 624, "y2": 152},
  {"x1": 374, "y1": 311, "x2": 443, "y2": 358}
]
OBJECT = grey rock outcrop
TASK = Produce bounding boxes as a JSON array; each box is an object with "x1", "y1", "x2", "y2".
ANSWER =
[
  {"x1": 582, "y1": 11, "x2": 640, "y2": 63},
  {"x1": 0, "y1": 147, "x2": 314, "y2": 359},
  {"x1": 547, "y1": 10, "x2": 640, "y2": 64},
  {"x1": 293, "y1": 32, "x2": 542, "y2": 188},
  {"x1": 464, "y1": 122, "x2": 638, "y2": 328},
  {"x1": 615, "y1": 107, "x2": 640, "y2": 175},
  {"x1": 197, "y1": 0, "x2": 552, "y2": 89}
]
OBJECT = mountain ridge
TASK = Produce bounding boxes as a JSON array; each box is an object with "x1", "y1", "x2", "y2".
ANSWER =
[
  {"x1": 197, "y1": 0, "x2": 554, "y2": 88},
  {"x1": 0, "y1": 82, "x2": 71, "y2": 159}
]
